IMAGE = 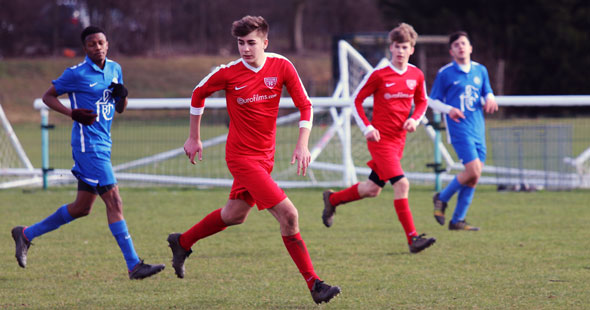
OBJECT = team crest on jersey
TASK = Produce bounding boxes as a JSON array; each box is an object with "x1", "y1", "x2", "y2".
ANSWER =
[
  {"x1": 264, "y1": 77, "x2": 277, "y2": 89},
  {"x1": 473, "y1": 76, "x2": 481, "y2": 85},
  {"x1": 406, "y1": 79, "x2": 417, "y2": 90}
]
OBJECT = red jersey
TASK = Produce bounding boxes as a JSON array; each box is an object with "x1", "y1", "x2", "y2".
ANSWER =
[
  {"x1": 352, "y1": 62, "x2": 427, "y2": 141},
  {"x1": 191, "y1": 53, "x2": 313, "y2": 160}
]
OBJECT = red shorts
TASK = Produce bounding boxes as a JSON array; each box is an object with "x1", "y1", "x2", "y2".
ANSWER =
[
  {"x1": 366, "y1": 138, "x2": 405, "y2": 181},
  {"x1": 226, "y1": 157, "x2": 287, "y2": 210}
]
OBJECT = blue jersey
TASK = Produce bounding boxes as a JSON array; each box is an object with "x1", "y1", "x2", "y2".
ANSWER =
[
  {"x1": 429, "y1": 61, "x2": 493, "y2": 144},
  {"x1": 52, "y1": 56, "x2": 123, "y2": 153}
]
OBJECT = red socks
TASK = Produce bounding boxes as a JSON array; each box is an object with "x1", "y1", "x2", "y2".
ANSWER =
[
  {"x1": 329, "y1": 183, "x2": 361, "y2": 207},
  {"x1": 394, "y1": 199, "x2": 417, "y2": 244},
  {"x1": 179, "y1": 208, "x2": 227, "y2": 251},
  {"x1": 282, "y1": 233, "x2": 319, "y2": 290}
]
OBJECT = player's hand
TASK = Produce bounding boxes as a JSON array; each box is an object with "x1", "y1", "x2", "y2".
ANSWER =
[
  {"x1": 71, "y1": 108, "x2": 97, "y2": 125},
  {"x1": 365, "y1": 129, "x2": 380, "y2": 142},
  {"x1": 109, "y1": 82, "x2": 128, "y2": 98},
  {"x1": 448, "y1": 108, "x2": 465, "y2": 123},
  {"x1": 291, "y1": 144, "x2": 311, "y2": 176},
  {"x1": 183, "y1": 138, "x2": 203, "y2": 165},
  {"x1": 484, "y1": 97, "x2": 498, "y2": 114},
  {"x1": 403, "y1": 118, "x2": 418, "y2": 132},
  {"x1": 109, "y1": 82, "x2": 128, "y2": 113}
]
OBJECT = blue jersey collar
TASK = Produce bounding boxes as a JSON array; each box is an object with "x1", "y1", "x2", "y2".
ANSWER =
[
  {"x1": 452, "y1": 60, "x2": 472, "y2": 73},
  {"x1": 84, "y1": 55, "x2": 109, "y2": 72}
]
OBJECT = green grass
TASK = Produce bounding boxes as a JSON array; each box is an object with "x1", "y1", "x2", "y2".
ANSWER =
[{"x1": 2, "y1": 186, "x2": 589, "y2": 309}]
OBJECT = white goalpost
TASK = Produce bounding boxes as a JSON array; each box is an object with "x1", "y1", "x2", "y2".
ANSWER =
[
  {"x1": 0, "y1": 103, "x2": 40, "y2": 189},
  {"x1": 3, "y1": 40, "x2": 590, "y2": 190}
]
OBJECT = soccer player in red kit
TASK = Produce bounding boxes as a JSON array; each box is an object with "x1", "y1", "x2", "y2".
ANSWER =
[
  {"x1": 167, "y1": 16, "x2": 340, "y2": 304},
  {"x1": 321, "y1": 23, "x2": 436, "y2": 254}
]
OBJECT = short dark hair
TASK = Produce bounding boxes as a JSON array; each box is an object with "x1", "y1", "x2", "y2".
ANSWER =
[
  {"x1": 231, "y1": 15, "x2": 269, "y2": 38},
  {"x1": 449, "y1": 31, "x2": 469, "y2": 46},
  {"x1": 81, "y1": 26, "x2": 106, "y2": 43}
]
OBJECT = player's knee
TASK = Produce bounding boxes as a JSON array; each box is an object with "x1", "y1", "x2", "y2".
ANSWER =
[
  {"x1": 466, "y1": 175, "x2": 479, "y2": 187},
  {"x1": 226, "y1": 212, "x2": 248, "y2": 225},
  {"x1": 281, "y1": 209, "x2": 299, "y2": 229},
  {"x1": 365, "y1": 186, "x2": 382, "y2": 198},
  {"x1": 393, "y1": 178, "x2": 410, "y2": 195},
  {"x1": 465, "y1": 170, "x2": 481, "y2": 185},
  {"x1": 68, "y1": 203, "x2": 92, "y2": 218},
  {"x1": 360, "y1": 180, "x2": 382, "y2": 198}
]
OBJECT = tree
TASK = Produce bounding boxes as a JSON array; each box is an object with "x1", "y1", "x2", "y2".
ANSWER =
[
  {"x1": 378, "y1": 0, "x2": 590, "y2": 94},
  {"x1": 292, "y1": 0, "x2": 306, "y2": 53}
]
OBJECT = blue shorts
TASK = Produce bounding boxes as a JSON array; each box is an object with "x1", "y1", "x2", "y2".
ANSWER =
[
  {"x1": 71, "y1": 149, "x2": 117, "y2": 187},
  {"x1": 452, "y1": 139, "x2": 486, "y2": 164}
]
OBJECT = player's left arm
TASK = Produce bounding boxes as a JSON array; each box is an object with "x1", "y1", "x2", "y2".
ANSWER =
[
  {"x1": 483, "y1": 94, "x2": 497, "y2": 114},
  {"x1": 110, "y1": 66, "x2": 128, "y2": 113},
  {"x1": 481, "y1": 67, "x2": 498, "y2": 114},
  {"x1": 404, "y1": 78, "x2": 428, "y2": 133},
  {"x1": 283, "y1": 60, "x2": 312, "y2": 176},
  {"x1": 291, "y1": 127, "x2": 311, "y2": 176}
]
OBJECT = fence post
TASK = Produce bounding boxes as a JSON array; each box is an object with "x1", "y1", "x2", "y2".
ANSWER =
[
  {"x1": 433, "y1": 112, "x2": 443, "y2": 192},
  {"x1": 41, "y1": 108, "x2": 50, "y2": 189}
]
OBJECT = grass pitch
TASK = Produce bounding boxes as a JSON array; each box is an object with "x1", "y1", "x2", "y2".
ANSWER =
[{"x1": 1, "y1": 185, "x2": 589, "y2": 309}]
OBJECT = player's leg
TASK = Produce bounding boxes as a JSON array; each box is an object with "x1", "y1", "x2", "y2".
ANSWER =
[
  {"x1": 457, "y1": 157, "x2": 482, "y2": 187},
  {"x1": 101, "y1": 184, "x2": 165, "y2": 279},
  {"x1": 168, "y1": 198, "x2": 251, "y2": 278},
  {"x1": 449, "y1": 157, "x2": 482, "y2": 231},
  {"x1": 178, "y1": 198, "x2": 250, "y2": 249},
  {"x1": 391, "y1": 176, "x2": 436, "y2": 253},
  {"x1": 268, "y1": 198, "x2": 341, "y2": 304},
  {"x1": 392, "y1": 176, "x2": 416, "y2": 243},
  {"x1": 11, "y1": 180, "x2": 96, "y2": 268},
  {"x1": 322, "y1": 169, "x2": 385, "y2": 227},
  {"x1": 433, "y1": 140, "x2": 478, "y2": 225}
]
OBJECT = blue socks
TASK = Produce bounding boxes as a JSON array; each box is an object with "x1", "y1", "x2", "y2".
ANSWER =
[
  {"x1": 440, "y1": 177, "x2": 477, "y2": 224},
  {"x1": 108, "y1": 220, "x2": 140, "y2": 271},
  {"x1": 23, "y1": 205, "x2": 140, "y2": 271},
  {"x1": 439, "y1": 176, "x2": 462, "y2": 202},
  {"x1": 24, "y1": 205, "x2": 74, "y2": 241},
  {"x1": 451, "y1": 186, "x2": 476, "y2": 223}
]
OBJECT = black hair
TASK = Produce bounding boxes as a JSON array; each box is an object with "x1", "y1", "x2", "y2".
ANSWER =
[
  {"x1": 449, "y1": 31, "x2": 469, "y2": 46},
  {"x1": 81, "y1": 26, "x2": 106, "y2": 43}
]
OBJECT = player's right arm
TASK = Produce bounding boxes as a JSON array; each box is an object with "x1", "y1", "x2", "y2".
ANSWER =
[
  {"x1": 184, "y1": 113, "x2": 203, "y2": 165},
  {"x1": 42, "y1": 86, "x2": 72, "y2": 117},
  {"x1": 428, "y1": 71, "x2": 465, "y2": 123},
  {"x1": 43, "y1": 85, "x2": 98, "y2": 125},
  {"x1": 185, "y1": 65, "x2": 227, "y2": 164},
  {"x1": 351, "y1": 71, "x2": 381, "y2": 142}
]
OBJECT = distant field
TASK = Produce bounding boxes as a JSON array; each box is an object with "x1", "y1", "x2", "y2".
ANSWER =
[{"x1": 1, "y1": 186, "x2": 589, "y2": 309}]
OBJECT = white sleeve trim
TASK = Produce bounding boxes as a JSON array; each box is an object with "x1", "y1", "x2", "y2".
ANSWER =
[
  {"x1": 485, "y1": 93, "x2": 495, "y2": 102},
  {"x1": 190, "y1": 106, "x2": 204, "y2": 115},
  {"x1": 427, "y1": 97, "x2": 453, "y2": 114},
  {"x1": 299, "y1": 120, "x2": 312, "y2": 130},
  {"x1": 363, "y1": 125, "x2": 376, "y2": 136}
]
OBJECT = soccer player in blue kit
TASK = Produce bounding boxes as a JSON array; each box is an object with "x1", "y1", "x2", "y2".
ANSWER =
[
  {"x1": 11, "y1": 26, "x2": 165, "y2": 279},
  {"x1": 428, "y1": 31, "x2": 498, "y2": 231}
]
